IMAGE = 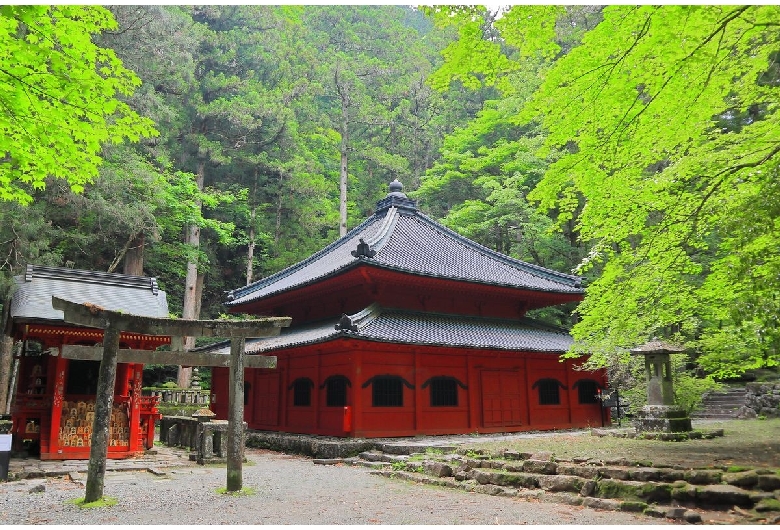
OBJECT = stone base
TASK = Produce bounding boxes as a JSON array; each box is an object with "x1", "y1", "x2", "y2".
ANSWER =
[{"x1": 634, "y1": 405, "x2": 692, "y2": 433}]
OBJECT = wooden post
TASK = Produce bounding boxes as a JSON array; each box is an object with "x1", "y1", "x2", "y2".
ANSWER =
[
  {"x1": 226, "y1": 337, "x2": 245, "y2": 492},
  {"x1": 84, "y1": 323, "x2": 120, "y2": 503}
]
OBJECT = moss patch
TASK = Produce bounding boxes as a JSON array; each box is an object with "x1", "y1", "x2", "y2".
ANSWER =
[
  {"x1": 755, "y1": 498, "x2": 780, "y2": 512},
  {"x1": 216, "y1": 486, "x2": 257, "y2": 496},
  {"x1": 69, "y1": 496, "x2": 118, "y2": 509}
]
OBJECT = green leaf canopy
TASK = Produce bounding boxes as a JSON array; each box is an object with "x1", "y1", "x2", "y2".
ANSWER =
[{"x1": 0, "y1": 5, "x2": 155, "y2": 204}]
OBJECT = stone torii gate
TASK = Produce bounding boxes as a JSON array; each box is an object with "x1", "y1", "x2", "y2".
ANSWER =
[{"x1": 51, "y1": 297, "x2": 291, "y2": 502}]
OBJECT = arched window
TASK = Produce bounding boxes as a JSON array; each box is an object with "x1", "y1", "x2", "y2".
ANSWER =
[
  {"x1": 322, "y1": 375, "x2": 351, "y2": 407},
  {"x1": 362, "y1": 375, "x2": 414, "y2": 407},
  {"x1": 290, "y1": 378, "x2": 314, "y2": 407},
  {"x1": 533, "y1": 378, "x2": 565, "y2": 405},
  {"x1": 422, "y1": 376, "x2": 467, "y2": 407},
  {"x1": 573, "y1": 379, "x2": 601, "y2": 404},
  {"x1": 372, "y1": 376, "x2": 403, "y2": 407}
]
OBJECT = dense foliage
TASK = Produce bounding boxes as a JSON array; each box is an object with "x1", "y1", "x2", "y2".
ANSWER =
[
  {"x1": 1, "y1": 5, "x2": 776, "y2": 393},
  {"x1": 424, "y1": 5, "x2": 780, "y2": 380}
]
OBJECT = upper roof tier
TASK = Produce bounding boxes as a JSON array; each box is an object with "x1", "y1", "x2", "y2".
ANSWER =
[
  {"x1": 10, "y1": 264, "x2": 169, "y2": 324},
  {"x1": 226, "y1": 180, "x2": 583, "y2": 309}
]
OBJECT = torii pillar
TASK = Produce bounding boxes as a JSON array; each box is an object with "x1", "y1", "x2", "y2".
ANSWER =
[{"x1": 52, "y1": 297, "x2": 290, "y2": 502}]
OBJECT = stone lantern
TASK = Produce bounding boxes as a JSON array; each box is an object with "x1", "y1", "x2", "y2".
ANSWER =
[{"x1": 631, "y1": 340, "x2": 692, "y2": 433}]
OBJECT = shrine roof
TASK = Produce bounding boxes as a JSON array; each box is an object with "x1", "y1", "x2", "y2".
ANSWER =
[
  {"x1": 9, "y1": 265, "x2": 169, "y2": 323},
  {"x1": 225, "y1": 180, "x2": 583, "y2": 308},
  {"x1": 203, "y1": 303, "x2": 573, "y2": 355}
]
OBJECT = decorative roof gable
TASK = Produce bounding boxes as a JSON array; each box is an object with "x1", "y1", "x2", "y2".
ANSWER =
[
  {"x1": 10, "y1": 265, "x2": 169, "y2": 322},
  {"x1": 226, "y1": 180, "x2": 583, "y2": 308}
]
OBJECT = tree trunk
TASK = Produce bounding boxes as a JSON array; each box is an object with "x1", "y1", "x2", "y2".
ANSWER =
[
  {"x1": 0, "y1": 299, "x2": 13, "y2": 414},
  {"x1": 246, "y1": 206, "x2": 255, "y2": 286},
  {"x1": 178, "y1": 160, "x2": 205, "y2": 389},
  {"x1": 274, "y1": 170, "x2": 284, "y2": 244},
  {"x1": 123, "y1": 233, "x2": 145, "y2": 276},
  {"x1": 337, "y1": 69, "x2": 349, "y2": 238},
  {"x1": 0, "y1": 335, "x2": 12, "y2": 414}
]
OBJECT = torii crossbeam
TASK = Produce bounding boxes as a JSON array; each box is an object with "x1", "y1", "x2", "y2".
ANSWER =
[{"x1": 51, "y1": 297, "x2": 291, "y2": 502}]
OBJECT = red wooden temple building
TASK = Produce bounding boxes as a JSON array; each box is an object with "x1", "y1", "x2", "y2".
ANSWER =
[
  {"x1": 210, "y1": 181, "x2": 608, "y2": 437},
  {"x1": 5, "y1": 265, "x2": 167, "y2": 459}
]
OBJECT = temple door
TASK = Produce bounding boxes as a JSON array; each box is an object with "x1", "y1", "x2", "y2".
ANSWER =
[
  {"x1": 480, "y1": 370, "x2": 524, "y2": 428},
  {"x1": 251, "y1": 372, "x2": 280, "y2": 428}
]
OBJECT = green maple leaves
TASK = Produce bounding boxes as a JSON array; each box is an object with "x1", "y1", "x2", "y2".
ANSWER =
[{"x1": 0, "y1": 5, "x2": 156, "y2": 204}]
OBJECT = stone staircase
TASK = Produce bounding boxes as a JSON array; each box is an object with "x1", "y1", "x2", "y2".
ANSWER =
[
  {"x1": 691, "y1": 387, "x2": 747, "y2": 420},
  {"x1": 314, "y1": 446, "x2": 780, "y2": 524}
]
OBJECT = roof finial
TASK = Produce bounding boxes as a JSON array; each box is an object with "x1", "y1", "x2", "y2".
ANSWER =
[
  {"x1": 388, "y1": 179, "x2": 404, "y2": 194},
  {"x1": 375, "y1": 178, "x2": 417, "y2": 212}
]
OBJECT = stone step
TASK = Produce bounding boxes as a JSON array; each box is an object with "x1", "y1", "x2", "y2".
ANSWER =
[{"x1": 358, "y1": 450, "x2": 408, "y2": 463}]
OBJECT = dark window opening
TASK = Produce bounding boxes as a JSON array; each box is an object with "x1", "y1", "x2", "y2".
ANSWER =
[
  {"x1": 430, "y1": 378, "x2": 458, "y2": 407},
  {"x1": 537, "y1": 379, "x2": 560, "y2": 405},
  {"x1": 326, "y1": 377, "x2": 348, "y2": 407},
  {"x1": 577, "y1": 380, "x2": 600, "y2": 404},
  {"x1": 66, "y1": 360, "x2": 100, "y2": 395},
  {"x1": 372, "y1": 376, "x2": 403, "y2": 407},
  {"x1": 292, "y1": 378, "x2": 312, "y2": 407}
]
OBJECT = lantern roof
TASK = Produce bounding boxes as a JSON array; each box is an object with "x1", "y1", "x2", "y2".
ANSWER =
[{"x1": 630, "y1": 339, "x2": 687, "y2": 355}]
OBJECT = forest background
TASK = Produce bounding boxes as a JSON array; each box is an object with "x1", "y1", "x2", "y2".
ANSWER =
[{"x1": 0, "y1": 5, "x2": 778, "y2": 410}]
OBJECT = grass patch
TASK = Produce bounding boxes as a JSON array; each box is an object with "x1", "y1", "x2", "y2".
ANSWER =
[
  {"x1": 216, "y1": 486, "x2": 257, "y2": 496},
  {"x1": 69, "y1": 497, "x2": 118, "y2": 509},
  {"x1": 458, "y1": 419, "x2": 780, "y2": 470}
]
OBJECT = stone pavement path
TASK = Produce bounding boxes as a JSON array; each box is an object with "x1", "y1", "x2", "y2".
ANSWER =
[{"x1": 1, "y1": 448, "x2": 667, "y2": 525}]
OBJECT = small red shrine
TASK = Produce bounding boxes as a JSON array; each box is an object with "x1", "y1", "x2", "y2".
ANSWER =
[
  {"x1": 210, "y1": 181, "x2": 608, "y2": 437},
  {"x1": 6, "y1": 265, "x2": 168, "y2": 459}
]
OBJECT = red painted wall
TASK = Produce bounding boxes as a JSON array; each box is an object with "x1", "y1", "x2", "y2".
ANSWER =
[{"x1": 211, "y1": 338, "x2": 608, "y2": 438}]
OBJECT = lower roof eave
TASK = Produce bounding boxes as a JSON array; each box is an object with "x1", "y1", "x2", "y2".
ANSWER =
[{"x1": 252, "y1": 334, "x2": 571, "y2": 356}]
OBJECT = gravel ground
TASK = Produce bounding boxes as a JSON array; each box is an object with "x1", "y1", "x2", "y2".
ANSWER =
[{"x1": 0, "y1": 449, "x2": 666, "y2": 525}]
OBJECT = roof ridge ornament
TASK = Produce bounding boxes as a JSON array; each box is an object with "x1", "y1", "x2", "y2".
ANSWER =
[
  {"x1": 375, "y1": 179, "x2": 417, "y2": 213},
  {"x1": 335, "y1": 313, "x2": 359, "y2": 332},
  {"x1": 351, "y1": 238, "x2": 376, "y2": 259}
]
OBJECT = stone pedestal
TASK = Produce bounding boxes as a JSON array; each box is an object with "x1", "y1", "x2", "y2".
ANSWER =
[{"x1": 635, "y1": 405, "x2": 692, "y2": 434}]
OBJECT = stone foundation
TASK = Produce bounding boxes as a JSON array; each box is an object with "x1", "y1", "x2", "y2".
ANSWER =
[{"x1": 634, "y1": 405, "x2": 692, "y2": 433}]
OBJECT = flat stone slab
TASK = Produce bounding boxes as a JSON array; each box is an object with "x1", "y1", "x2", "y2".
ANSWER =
[{"x1": 695, "y1": 484, "x2": 753, "y2": 507}]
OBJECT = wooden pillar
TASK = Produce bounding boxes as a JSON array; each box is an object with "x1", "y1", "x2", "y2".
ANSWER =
[
  {"x1": 48, "y1": 354, "x2": 68, "y2": 458},
  {"x1": 466, "y1": 356, "x2": 474, "y2": 430},
  {"x1": 84, "y1": 323, "x2": 121, "y2": 503},
  {"x1": 128, "y1": 364, "x2": 143, "y2": 453},
  {"x1": 565, "y1": 358, "x2": 573, "y2": 424},
  {"x1": 351, "y1": 349, "x2": 362, "y2": 436},
  {"x1": 315, "y1": 352, "x2": 321, "y2": 430},
  {"x1": 413, "y1": 350, "x2": 421, "y2": 431},
  {"x1": 226, "y1": 337, "x2": 245, "y2": 492},
  {"x1": 524, "y1": 357, "x2": 533, "y2": 427}
]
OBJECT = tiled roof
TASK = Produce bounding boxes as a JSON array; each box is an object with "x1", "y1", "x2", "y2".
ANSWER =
[
  {"x1": 10, "y1": 265, "x2": 169, "y2": 322},
  {"x1": 203, "y1": 303, "x2": 573, "y2": 355},
  {"x1": 226, "y1": 181, "x2": 582, "y2": 307}
]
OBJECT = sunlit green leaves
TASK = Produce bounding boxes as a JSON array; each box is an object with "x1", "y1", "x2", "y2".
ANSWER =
[
  {"x1": 0, "y1": 5, "x2": 156, "y2": 204},
  {"x1": 522, "y1": 5, "x2": 780, "y2": 375}
]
